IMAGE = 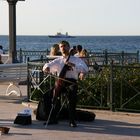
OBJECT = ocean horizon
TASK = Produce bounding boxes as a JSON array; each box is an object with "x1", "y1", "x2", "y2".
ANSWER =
[{"x1": 0, "y1": 35, "x2": 140, "y2": 53}]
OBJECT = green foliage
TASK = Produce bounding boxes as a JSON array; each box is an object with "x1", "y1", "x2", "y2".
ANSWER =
[
  {"x1": 78, "y1": 64, "x2": 140, "y2": 111},
  {"x1": 77, "y1": 67, "x2": 110, "y2": 107}
]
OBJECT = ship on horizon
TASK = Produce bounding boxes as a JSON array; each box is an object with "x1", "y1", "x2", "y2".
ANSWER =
[{"x1": 48, "y1": 32, "x2": 75, "y2": 38}]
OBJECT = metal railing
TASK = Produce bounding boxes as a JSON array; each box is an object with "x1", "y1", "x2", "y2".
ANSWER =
[
  {"x1": 27, "y1": 58, "x2": 140, "y2": 112},
  {"x1": 4, "y1": 49, "x2": 139, "y2": 64}
]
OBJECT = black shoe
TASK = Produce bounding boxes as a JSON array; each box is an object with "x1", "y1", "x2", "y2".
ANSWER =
[{"x1": 69, "y1": 121, "x2": 77, "y2": 127}]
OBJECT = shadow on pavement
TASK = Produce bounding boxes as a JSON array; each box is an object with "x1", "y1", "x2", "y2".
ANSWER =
[{"x1": 11, "y1": 119, "x2": 140, "y2": 137}]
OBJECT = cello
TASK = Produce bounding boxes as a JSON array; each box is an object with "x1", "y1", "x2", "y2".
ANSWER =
[{"x1": 53, "y1": 49, "x2": 73, "y2": 100}]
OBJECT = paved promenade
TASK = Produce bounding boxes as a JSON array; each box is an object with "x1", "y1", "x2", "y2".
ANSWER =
[{"x1": 0, "y1": 84, "x2": 140, "y2": 140}]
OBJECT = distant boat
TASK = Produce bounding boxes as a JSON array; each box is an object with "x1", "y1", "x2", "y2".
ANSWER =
[{"x1": 48, "y1": 32, "x2": 75, "y2": 38}]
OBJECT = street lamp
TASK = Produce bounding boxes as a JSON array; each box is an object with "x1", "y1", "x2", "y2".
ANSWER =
[{"x1": 6, "y1": 0, "x2": 25, "y2": 63}]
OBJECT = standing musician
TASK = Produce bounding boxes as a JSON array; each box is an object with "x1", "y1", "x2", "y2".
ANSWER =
[{"x1": 43, "y1": 40, "x2": 88, "y2": 127}]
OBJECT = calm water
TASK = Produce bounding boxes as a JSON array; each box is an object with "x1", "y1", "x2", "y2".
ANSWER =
[{"x1": 0, "y1": 35, "x2": 140, "y2": 53}]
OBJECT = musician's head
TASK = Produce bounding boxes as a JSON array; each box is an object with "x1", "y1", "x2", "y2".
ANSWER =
[{"x1": 59, "y1": 40, "x2": 70, "y2": 56}]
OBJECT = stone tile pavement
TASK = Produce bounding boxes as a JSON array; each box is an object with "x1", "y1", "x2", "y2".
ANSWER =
[{"x1": 0, "y1": 84, "x2": 140, "y2": 140}]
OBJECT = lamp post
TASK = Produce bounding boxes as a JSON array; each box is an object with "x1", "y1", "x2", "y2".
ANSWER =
[{"x1": 6, "y1": 0, "x2": 25, "y2": 63}]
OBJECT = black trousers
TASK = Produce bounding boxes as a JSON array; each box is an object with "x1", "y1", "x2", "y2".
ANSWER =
[{"x1": 50, "y1": 78, "x2": 78, "y2": 123}]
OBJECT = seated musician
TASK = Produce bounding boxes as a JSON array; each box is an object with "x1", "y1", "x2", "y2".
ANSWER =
[{"x1": 43, "y1": 40, "x2": 88, "y2": 127}]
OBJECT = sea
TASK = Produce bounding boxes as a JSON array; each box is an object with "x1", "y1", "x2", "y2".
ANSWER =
[{"x1": 0, "y1": 35, "x2": 140, "y2": 53}]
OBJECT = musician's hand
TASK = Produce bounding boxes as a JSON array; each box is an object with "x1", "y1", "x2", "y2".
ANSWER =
[
  {"x1": 79, "y1": 72, "x2": 85, "y2": 80},
  {"x1": 65, "y1": 62, "x2": 75, "y2": 71},
  {"x1": 65, "y1": 62, "x2": 75, "y2": 67},
  {"x1": 44, "y1": 67, "x2": 50, "y2": 74}
]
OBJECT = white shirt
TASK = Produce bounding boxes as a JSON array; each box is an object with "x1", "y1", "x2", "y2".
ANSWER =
[{"x1": 43, "y1": 56, "x2": 88, "y2": 80}]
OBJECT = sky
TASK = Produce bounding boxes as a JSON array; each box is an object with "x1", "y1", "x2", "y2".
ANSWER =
[{"x1": 0, "y1": 0, "x2": 140, "y2": 36}]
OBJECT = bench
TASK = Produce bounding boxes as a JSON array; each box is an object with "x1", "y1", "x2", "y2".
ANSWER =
[{"x1": 0, "y1": 63, "x2": 27, "y2": 96}]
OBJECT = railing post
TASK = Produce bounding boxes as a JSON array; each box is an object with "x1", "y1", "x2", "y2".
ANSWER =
[
  {"x1": 46, "y1": 49, "x2": 49, "y2": 55},
  {"x1": 39, "y1": 55, "x2": 44, "y2": 90},
  {"x1": 27, "y1": 57, "x2": 30, "y2": 101},
  {"x1": 110, "y1": 61, "x2": 115, "y2": 111},
  {"x1": 104, "y1": 49, "x2": 108, "y2": 65},
  {"x1": 120, "y1": 65, "x2": 123, "y2": 108},
  {"x1": 121, "y1": 51, "x2": 124, "y2": 65},
  {"x1": 136, "y1": 50, "x2": 139, "y2": 63},
  {"x1": 19, "y1": 48, "x2": 23, "y2": 63},
  {"x1": 24, "y1": 55, "x2": 27, "y2": 63},
  {"x1": 41, "y1": 55, "x2": 43, "y2": 63}
]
